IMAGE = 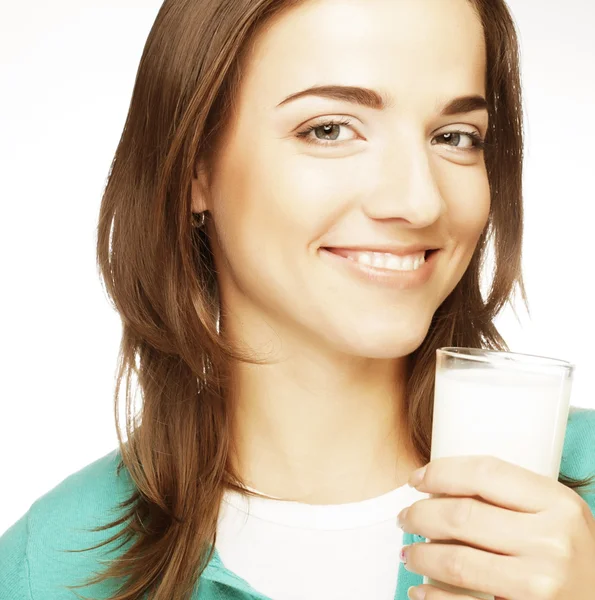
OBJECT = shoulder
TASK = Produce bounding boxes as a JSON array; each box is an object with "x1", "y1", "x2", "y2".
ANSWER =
[
  {"x1": 562, "y1": 406, "x2": 595, "y2": 477},
  {"x1": 561, "y1": 406, "x2": 595, "y2": 508},
  {"x1": 0, "y1": 448, "x2": 136, "y2": 599}
]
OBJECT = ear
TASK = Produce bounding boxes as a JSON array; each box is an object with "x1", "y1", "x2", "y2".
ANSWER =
[{"x1": 191, "y1": 160, "x2": 211, "y2": 214}]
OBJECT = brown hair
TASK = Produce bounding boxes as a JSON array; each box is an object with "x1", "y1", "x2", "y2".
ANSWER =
[{"x1": 65, "y1": 0, "x2": 595, "y2": 598}]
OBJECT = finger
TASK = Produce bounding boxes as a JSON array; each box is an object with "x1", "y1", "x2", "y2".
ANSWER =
[
  {"x1": 408, "y1": 584, "x2": 490, "y2": 600},
  {"x1": 405, "y1": 541, "x2": 523, "y2": 600},
  {"x1": 412, "y1": 456, "x2": 565, "y2": 513},
  {"x1": 402, "y1": 496, "x2": 540, "y2": 556}
]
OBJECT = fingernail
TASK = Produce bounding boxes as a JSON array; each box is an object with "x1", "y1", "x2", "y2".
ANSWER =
[
  {"x1": 408, "y1": 466, "x2": 427, "y2": 488},
  {"x1": 399, "y1": 546, "x2": 408, "y2": 564},
  {"x1": 408, "y1": 586, "x2": 426, "y2": 600},
  {"x1": 397, "y1": 507, "x2": 409, "y2": 527}
]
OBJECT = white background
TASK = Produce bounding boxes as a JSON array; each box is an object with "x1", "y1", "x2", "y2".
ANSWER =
[{"x1": 1, "y1": 0, "x2": 594, "y2": 536}]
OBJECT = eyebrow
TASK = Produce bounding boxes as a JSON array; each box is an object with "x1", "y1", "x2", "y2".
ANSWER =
[{"x1": 275, "y1": 85, "x2": 488, "y2": 116}]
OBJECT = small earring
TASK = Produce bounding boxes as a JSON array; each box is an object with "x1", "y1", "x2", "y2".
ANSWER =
[{"x1": 192, "y1": 211, "x2": 206, "y2": 228}]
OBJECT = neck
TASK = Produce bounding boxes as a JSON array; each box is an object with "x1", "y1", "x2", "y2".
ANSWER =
[{"x1": 227, "y1": 347, "x2": 421, "y2": 505}]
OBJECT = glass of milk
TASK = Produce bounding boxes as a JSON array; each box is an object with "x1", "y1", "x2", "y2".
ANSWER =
[{"x1": 422, "y1": 347, "x2": 574, "y2": 599}]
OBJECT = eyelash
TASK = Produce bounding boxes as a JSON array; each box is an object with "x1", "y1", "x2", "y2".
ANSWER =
[{"x1": 295, "y1": 118, "x2": 489, "y2": 152}]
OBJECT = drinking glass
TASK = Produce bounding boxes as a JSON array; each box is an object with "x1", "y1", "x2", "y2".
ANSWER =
[{"x1": 423, "y1": 347, "x2": 574, "y2": 599}]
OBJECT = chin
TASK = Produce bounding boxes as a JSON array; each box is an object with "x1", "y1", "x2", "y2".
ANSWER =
[{"x1": 335, "y1": 322, "x2": 432, "y2": 360}]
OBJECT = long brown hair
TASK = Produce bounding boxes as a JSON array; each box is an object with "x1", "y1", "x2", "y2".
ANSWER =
[{"x1": 65, "y1": 0, "x2": 595, "y2": 598}]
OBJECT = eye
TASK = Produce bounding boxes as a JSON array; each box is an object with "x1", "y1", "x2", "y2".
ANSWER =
[
  {"x1": 295, "y1": 120, "x2": 489, "y2": 153},
  {"x1": 432, "y1": 130, "x2": 487, "y2": 152},
  {"x1": 295, "y1": 118, "x2": 357, "y2": 146}
]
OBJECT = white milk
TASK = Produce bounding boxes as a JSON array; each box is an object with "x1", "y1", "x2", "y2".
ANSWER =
[{"x1": 423, "y1": 366, "x2": 572, "y2": 599}]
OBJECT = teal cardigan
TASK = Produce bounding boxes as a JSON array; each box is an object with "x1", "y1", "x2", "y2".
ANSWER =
[{"x1": 1, "y1": 407, "x2": 594, "y2": 600}]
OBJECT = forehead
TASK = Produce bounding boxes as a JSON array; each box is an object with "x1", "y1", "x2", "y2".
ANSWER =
[{"x1": 243, "y1": 0, "x2": 486, "y2": 110}]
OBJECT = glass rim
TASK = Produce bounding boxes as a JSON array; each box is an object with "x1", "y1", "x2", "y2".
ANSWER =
[{"x1": 437, "y1": 347, "x2": 574, "y2": 372}]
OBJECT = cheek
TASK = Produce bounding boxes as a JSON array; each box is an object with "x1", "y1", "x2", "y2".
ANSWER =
[
  {"x1": 219, "y1": 152, "x2": 355, "y2": 254},
  {"x1": 267, "y1": 155, "x2": 358, "y2": 239},
  {"x1": 457, "y1": 197, "x2": 489, "y2": 246},
  {"x1": 210, "y1": 151, "x2": 327, "y2": 284},
  {"x1": 445, "y1": 166, "x2": 490, "y2": 247}
]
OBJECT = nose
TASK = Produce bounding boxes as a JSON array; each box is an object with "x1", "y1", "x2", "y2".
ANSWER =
[{"x1": 362, "y1": 136, "x2": 446, "y2": 228}]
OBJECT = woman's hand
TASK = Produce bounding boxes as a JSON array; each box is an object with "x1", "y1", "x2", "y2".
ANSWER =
[{"x1": 397, "y1": 455, "x2": 595, "y2": 600}]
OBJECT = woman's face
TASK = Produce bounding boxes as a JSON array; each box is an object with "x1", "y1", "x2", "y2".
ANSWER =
[{"x1": 193, "y1": 0, "x2": 490, "y2": 359}]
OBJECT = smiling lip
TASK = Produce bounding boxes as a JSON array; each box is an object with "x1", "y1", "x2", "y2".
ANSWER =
[
  {"x1": 320, "y1": 247, "x2": 440, "y2": 290},
  {"x1": 322, "y1": 244, "x2": 439, "y2": 257}
]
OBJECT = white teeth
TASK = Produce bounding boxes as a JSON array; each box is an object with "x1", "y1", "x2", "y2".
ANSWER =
[
  {"x1": 372, "y1": 254, "x2": 385, "y2": 269},
  {"x1": 349, "y1": 251, "x2": 425, "y2": 271}
]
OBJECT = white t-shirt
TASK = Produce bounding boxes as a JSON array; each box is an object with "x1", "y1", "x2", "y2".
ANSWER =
[{"x1": 215, "y1": 482, "x2": 430, "y2": 600}]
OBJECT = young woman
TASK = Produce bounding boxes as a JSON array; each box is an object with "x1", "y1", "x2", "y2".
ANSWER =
[{"x1": 1, "y1": 0, "x2": 594, "y2": 599}]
